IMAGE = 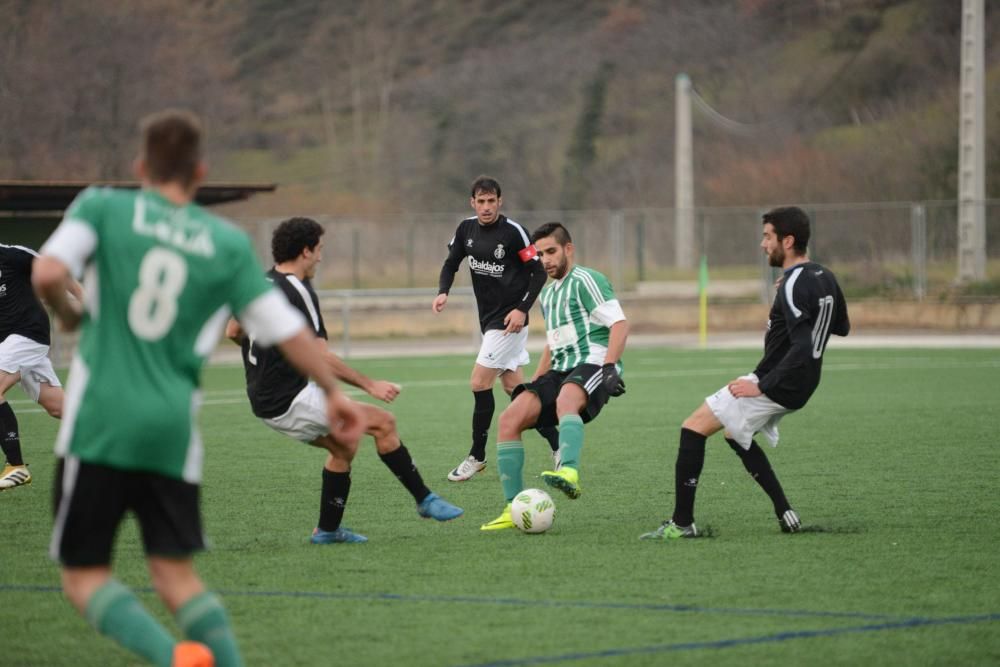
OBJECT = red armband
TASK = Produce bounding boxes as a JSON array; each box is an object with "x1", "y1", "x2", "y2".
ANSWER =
[{"x1": 518, "y1": 244, "x2": 538, "y2": 262}]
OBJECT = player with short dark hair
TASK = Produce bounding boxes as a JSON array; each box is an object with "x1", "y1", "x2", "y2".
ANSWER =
[
  {"x1": 0, "y1": 244, "x2": 79, "y2": 491},
  {"x1": 433, "y1": 176, "x2": 558, "y2": 482},
  {"x1": 640, "y1": 206, "x2": 850, "y2": 540},
  {"x1": 226, "y1": 217, "x2": 463, "y2": 544},
  {"x1": 33, "y1": 109, "x2": 364, "y2": 667},
  {"x1": 139, "y1": 110, "x2": 203, "y2": 187},
  {"x1": 481, "y1": 222, "x2": 629, "y2": 530}
]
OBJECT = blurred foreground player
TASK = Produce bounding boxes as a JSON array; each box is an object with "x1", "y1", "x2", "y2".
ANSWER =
[{"x1": 34, "y1": 109, "x2": 363, "y2": 666}]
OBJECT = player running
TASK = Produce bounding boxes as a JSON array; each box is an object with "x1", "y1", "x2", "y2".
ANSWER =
[{"x1": 34, "y1": 109, "x2": 364, "y2": 667}]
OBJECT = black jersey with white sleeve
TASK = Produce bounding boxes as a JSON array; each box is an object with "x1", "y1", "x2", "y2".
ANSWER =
[
  {"x1": 754, "y1": 261, "x2": 850, "y2": 410},
  {"x1": 0, "y1": 244, "x2": 51, "y2": 345},
  {"x1": 241, "y1": 269, "x2": 327, "y2": 419}
]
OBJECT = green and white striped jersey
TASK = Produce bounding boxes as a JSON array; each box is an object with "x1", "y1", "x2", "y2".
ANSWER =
[{"x1": 539, "y1": 265, "x2": 625, "y2": 371}]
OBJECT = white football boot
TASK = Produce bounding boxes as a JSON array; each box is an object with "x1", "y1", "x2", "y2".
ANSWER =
[{"x1": 447, "y1": 455, "x2": 486, "y2": 482}]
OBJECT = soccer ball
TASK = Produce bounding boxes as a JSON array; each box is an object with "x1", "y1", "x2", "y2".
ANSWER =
[{"x1": 511, "y1": 488, "x2": 556, "y2": 533}]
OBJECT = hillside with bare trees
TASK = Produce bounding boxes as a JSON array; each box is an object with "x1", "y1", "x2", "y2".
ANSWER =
[{"x1": 1, "y1": 0, "x2": 997, "y2": 215}]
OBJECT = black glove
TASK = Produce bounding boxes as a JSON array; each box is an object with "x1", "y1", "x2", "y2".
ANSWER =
[{"x1": 601, "y1": 363, "x2": 625, "y2": 396}]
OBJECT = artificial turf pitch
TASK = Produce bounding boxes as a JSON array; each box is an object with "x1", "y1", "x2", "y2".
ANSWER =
[{"x1": 2, "y1": 346, "x2": 998, "y2": 666}]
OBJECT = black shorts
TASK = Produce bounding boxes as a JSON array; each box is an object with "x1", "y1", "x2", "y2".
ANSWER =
[
  {"x1": 51, "y1": 458, "x2": 205, "y2": 567},
  {"x1": 511, "y1": 363, "x2": 610, "y2": 428}
]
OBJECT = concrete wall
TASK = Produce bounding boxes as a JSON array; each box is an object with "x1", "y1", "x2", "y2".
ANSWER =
[{"x1": 316, "y1": 295, "x2": 1000, "y2": 340}]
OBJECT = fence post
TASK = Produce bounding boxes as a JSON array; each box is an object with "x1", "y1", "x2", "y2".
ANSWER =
[
  {"x1": 758, "y1": 209, "x2": 773, "y2": 304},
  {"x1": 911, "y1": 203, "x2": 927, "y2": 300},
  {"x1": 809, "y1": 207, "x2": 818, "y2": 262},
  {"x1": 698, "y1": 210, "x2": 707, "y2": 259},
  {"x1": 610, "y1": 210, "x2": 624, "y2": 289},
  {"x1": 351, "y1": 228, "x2": 361, "y2": 289},
  {"x1": 340, "y1": 292, "x2": 352, "y2": 359},
  {"x1": 407, "y1": 220, "x2": 415, "y2": 288},
  {"x1": 255, "y1": 218, "x2": 272, "y2": 265},
  {"x1": 635, "y1": 217, "x2": 645, "y2": 283}
]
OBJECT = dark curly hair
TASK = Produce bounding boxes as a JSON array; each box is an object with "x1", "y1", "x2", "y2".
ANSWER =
[{"x1": 272, "y1": 217, "x2": 325, "y2": 263}]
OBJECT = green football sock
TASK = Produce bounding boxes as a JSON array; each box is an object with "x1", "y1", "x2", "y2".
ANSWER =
[
  {"x1": 558, "y1": 414, "x2": 584, "y2": 470},
  {"x1": 496, "y1": 440, "x2": 525, "y2": 502},
  {"x1": 85, "y1": 579, "x2": 176, "y2": 667},
  {"x1": 176, "y1": 591, "x2": 244, "y2": 667}
]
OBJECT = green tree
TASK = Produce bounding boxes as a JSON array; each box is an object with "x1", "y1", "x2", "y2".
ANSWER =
[{"x1": 560, "y1": 61, "x2": 614, "y2": 209}]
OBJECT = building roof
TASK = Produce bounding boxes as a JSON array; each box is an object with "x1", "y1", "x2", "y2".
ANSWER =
[{"x1": 0, "y1": 180, "x2": 276, "y2": 214}]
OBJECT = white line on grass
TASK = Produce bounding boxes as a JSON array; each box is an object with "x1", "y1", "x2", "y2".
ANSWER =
[{"x1": 9, "y1": 359, "x2": 997, "y2": 414}]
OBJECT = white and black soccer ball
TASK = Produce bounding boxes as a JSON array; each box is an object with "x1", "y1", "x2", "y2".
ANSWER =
[{"x1": 511, "y1": 488, "x2": 556, "y2": 534}]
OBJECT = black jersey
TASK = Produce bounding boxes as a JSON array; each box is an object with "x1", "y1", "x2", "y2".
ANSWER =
[
  {"x1": 0, "y1": 244, "x2": 51, "y2": 346},
  {"x1": 754, "y1": 261, "x2": 850, "y2": 409},
  {"x1": 437, "y1": 215, "x2": 546, "y2": 333},
  {"x1": 241, "y1": 269, "x2": 326, "y2": 419}
]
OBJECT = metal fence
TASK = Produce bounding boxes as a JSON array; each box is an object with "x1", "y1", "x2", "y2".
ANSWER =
[
  {"x1": 45, "y1": 200, "x2": 1000, "y2": 367},
  {"x1": 237, "y1": 200, "x2": 1000, "y2": 298}
]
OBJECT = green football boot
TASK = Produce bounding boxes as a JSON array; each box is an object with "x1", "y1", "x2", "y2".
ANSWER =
[
  {"x1": 480, "y1": 504, "x2": 515, "y2": 531},
  {"x1": 541, "y1": 466, "x2": 581, "y2": 500},
  {"x1": 639, "y1": 520, "x2": 698, "y2": 540}
]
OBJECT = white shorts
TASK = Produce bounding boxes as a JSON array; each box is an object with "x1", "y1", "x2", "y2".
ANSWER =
[
  {"x1": 475, "y1": 328, "x2": 529, "y2": 372},
  {"x1": 263, "y1": 383, "x2": 330, "y2": 443},
  {"x1": 0, "y1": 334, "x2": 61, "y2": 402},
  {"x1": 704, "y1": 373, "x2": 792, "y2": 450}
]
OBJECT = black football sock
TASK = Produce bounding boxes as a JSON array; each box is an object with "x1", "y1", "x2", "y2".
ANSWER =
[
  {"x1": 379, "y1": 443, "x2": 431, "y2": 503},
  {"x1": 672, "y1": 428, "x2": 706, "y2": 527},
  {"x1": 470, "y1": 389, "x2": 494, "y2": 462},
  {"x1": 0, "y1": 402, "x2": 24, "y2": 466},
  {"x1": 726, "y1": 438, "x2": 791, "y2": 516},
  {"x1": 536, "y1": 425, "x2": 560, "y2": 453},
  {"x1": 318, "y1": 469, "x2": 351, "y2": 532}
]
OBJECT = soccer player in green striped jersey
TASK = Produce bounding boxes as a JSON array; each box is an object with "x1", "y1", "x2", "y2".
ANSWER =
[
  {"x1": 33, "y1": 110, "x2": 364, "y2": 667},
  {"x1": 481, "y1": 222, "x2": 629, "y2": 530}
]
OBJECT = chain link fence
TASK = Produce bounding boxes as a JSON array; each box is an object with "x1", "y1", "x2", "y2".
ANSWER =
[
  {"x1": 237, "y1": 201, "x2": 1000, "y2": 299},
  {"x1": 46, "y1": 200, "x2": 1000, "y2": 366}
]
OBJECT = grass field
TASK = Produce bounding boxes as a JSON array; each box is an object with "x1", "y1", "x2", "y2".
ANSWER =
[{"x1": 2, "y1": 346, "x2": 999, "y2": 666}]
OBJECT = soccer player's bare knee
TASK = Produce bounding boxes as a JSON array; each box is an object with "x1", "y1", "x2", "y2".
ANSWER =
[
  {"x1": 61, "y1": 566, "x2": 112, "y2": 613},
  {"x1": 470, "y1": 364, "x2": 498, "y2": 392},
  {"x1": 499, "y1": 369, "x2": 523, "y2": 395},
  {"x1": 682, "y1": 402, "x2": 721, "y2": 437},
  {"x1": 497, "y1": 407, "x2": 522, "y2": 439},
  {"x1": 363, "y1": 405, "x2": 396, "y2": 440},
  {"x1": 0, "y1": 371, "x2": 20, "y2": 397},
  {"x1": 498, "y1": 397, "x2": 538, "y2": 440},
  {"x1": 316, "y1": 435, "x2": 357, "y2": 465},
  {"x1": 555, "y1": 385, "x2": 586, "y2": 418},
  {"x1": 323, "y1": 450, "x2": 351, "y2": 473},
  {"x1": 38, "y1": 385, "x2": 63, "y2": 419},
  {"x1": 147, "y1": 558, "x2": 203, "y2": 612}
]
